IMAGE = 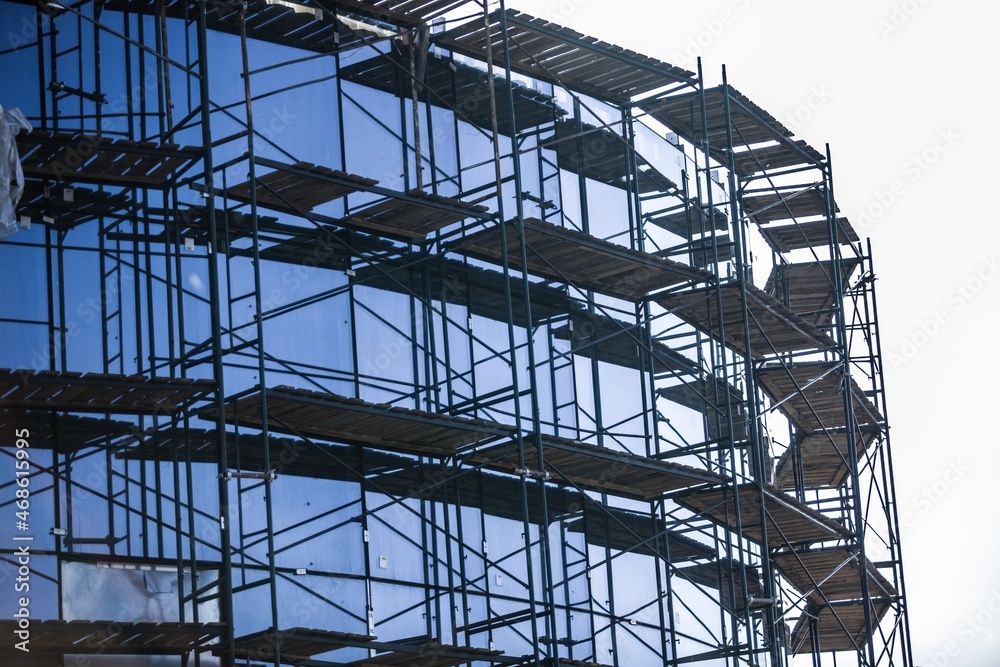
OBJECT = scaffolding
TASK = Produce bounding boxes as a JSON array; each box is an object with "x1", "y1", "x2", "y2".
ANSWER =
[{"x1": 0, "y1": 1, "x2": 911, "y2": 666}]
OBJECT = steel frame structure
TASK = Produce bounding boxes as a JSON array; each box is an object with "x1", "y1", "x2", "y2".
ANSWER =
[{"x1": 0, "y1": 1, "x2": 911, "y2": 666}]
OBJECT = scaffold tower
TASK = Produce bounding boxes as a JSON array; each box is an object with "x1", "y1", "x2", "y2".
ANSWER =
[{"x1": 0, "y1": 2, "x2": 911, "y2": 666}]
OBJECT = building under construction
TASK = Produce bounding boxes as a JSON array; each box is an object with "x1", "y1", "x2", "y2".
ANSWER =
[{"x1": 0, "y1": 1, "x2": 911, "y2": 666}]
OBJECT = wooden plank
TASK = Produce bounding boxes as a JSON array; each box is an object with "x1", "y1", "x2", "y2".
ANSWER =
[
  {"x1": 453, "y1": 218, "x2": 710, "y2": 301},
  {"x1": 788, "y1": 599, "x2": 891, "y2": 654},
  {"x1": 765, "y1": 258, "x2": 861, "y2": 327},
  {"x1": 225, "y1": 163, "x2": 378, "y2": 214},
  {"x1": 207, "y1": 387, "x2": 518, "y2": 458},
  {"x1": 743, "y1": 187, "x2": 833, "y2": 224},
  {"x1": 104, "y1": 143, "x2": 152, "y2": 177},
  {"x1": 17, "y1": 134, "x2": 67, "y2": 168},
  {"x1": 16, "y1": 130, "x2": 201, "y2": 187},
  {"x1": 0, "y1": 620, "x2": 225, "y2": 654},
  {"x1": 436, "y1": 9, "x2": 693, "y2": 104},
  {"x1": 547, "y1": 119, "x2": 676, "y2": 194},
  {"x1": 774, "y1": 428, "x2": 878, "y2": 490},
  {"x1": 0, "y1": 369, "x2": 212, "y2": 414},
  {"x1": 640, "y1": 85, "x2": 812, "y2": 164},
  {"x1": 732, "y1": 140, "x2": 826, "y2": 177},
  {"x1": 104, "y1": 0, "x2": 366, "y2": 54},
  {"x1": 345, "y1": 191, "x2": 488, "y2": 239},
  {"x1": 655, "y1": 282, "x2": 837, "y2": 360},
  {"x1": 773, "y1": 548, "x2": 896, "y2": 604},
  {"x1": 468, "y1": 435, "x2": 725, "y2": 500},
  {"x1": 758, "y1": 218, "x2": 859, "y2": 253},
  {"x1": 674, "y1": 483, "x2": 852, "y2": 546},
  {"x1": 756, "y1": 363, "x2": 883, "y2": 433},
  {"x1": 566, "y1": 504, "x2": 715, "y2": 563}
]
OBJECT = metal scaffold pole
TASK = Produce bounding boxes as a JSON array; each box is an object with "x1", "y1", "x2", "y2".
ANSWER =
[{"x1": 195, "y1": 0, "x2": 236, "y2": 661}]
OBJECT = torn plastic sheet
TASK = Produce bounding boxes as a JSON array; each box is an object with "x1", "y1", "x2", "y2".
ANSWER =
[{"x1": 1, "y1": 104, "x2": 33, "y2": 240}]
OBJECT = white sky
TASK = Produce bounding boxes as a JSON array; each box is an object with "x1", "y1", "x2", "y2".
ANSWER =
[{"x1": 507, "y1": 1, "x2": 1000, "y2": 665}]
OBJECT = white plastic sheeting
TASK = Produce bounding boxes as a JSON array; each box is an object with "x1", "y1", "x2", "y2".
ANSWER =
[
  {"x1": 62, "y1": 560, "x2": 220, "y2": 623},
  {"x1": 1, "y1": 104, "x2": 32, "y2": 240}
]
